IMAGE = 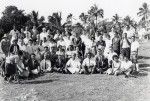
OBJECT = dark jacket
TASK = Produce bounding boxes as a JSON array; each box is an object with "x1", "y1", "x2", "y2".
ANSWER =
[{"x1": 27, "y1": 58, "x2": 40, "y2": 71}]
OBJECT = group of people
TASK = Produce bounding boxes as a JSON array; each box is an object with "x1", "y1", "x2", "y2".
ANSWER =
[{"x1": 0, "y1": 25, "x2": 140, "y2": 83}]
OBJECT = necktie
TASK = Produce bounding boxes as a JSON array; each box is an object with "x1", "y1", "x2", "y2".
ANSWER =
[{"x1": 44, "y1": 60, "x2": 46, "y2": 70}]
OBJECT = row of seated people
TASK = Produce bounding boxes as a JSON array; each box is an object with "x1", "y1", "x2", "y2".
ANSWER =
[{"x1": 1, "y1": 45, "x2": 135, "y2": 83}]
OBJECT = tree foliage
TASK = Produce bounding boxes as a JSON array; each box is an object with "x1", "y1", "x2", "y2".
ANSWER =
[{"x1": 0, "y1": 6, "x2": 29, "y2": 33}]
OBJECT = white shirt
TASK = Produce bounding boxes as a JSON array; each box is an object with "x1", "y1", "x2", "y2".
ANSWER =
[
  {"x1": 54, "y1": 34, "x2": 60, "y2": 40},
  {"x1": 40, "y1": 59, "x2": 51, "y2": 71},
  {"x1": 121, "y1": 61, "x2": 133, "y2": 70},
  {"x1": 19, "y1": 45, "x2": 27, "y2": 52},
  {"x1": 64, "y1": 38, "x2": 72, "y2": 49},
  {"x1": 113, "y1": 61, "x2": 121, "y2": 69},
  {"x1": 23, "y1": 38, "x2": 29, "y2": 45},
  {"x1": 66, "y1": 58, "x2": 81, "y2": 73},
  {"x1": 6, "y1": 55, "x2": 19, "y2": 64},
  {"x1": 109, "y1": 32, "x2": 115, "y2": 40},
  {"x1": 82, "y1": 58, "x2": 96, "y2": 67},
  {"x1": 57, "y1": 40, "x2": 66, "y2": 47},
  {"x1": 122, "y1": 39, "x2": 130, "y2": 48},
  {"x1": 40, "y1": 32, "x2": 49, "y2": 41},
  {"x1": 131, "y1": 41, "x2": 140, "y2": 52}
]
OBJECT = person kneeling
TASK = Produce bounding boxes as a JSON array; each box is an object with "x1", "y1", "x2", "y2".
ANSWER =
[{"x1": 65, "y1": 52, "x2": 81, "y2": 74}]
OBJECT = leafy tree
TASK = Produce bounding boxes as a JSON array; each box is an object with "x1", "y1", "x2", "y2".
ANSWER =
[
  {"x1": 88, "y1": 4, "x2": 104, "y2": 28},
  {"x1": 0, "y1": 6, "x2": 29, "y2": 34},
  {"x1": 79, "y1": 13, "x2": 88, "y2": 24},
  {"x1": 137, "y1": 2, "x2": 150, "y2": 30},
  {"x1": 112, "y1": 14, "x2": 123, "y2": 34},
  {"x1": 123, "y1": 16, "x2": 134, "y2": 30},
  {"x1": 48, "y1": 12, "x2": 62, "y2": 31},
  {"x1": 66, "y1": 13, "x2": 73, "y2": 25}
]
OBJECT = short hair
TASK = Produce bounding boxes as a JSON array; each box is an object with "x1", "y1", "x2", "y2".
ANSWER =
[
  {"x1": 112, "y1": 55, "x2": 119, "y2": 60},
  {"x1": 31, "y1": 53, "x2": 35, "y2": 56},
  {"x1": 44, "y1": 46, "x2": 48, "y2": 49}
]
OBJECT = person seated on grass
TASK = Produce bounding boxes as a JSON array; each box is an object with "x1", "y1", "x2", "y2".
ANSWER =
[
  {"x1": 94, "y1": 48, "x2": 108, "y2": 74},
  {"x1": 53, "y1": 53, "x2": 66, "y2": 73},
  {"x1": 82, "y1": 52, "x2": 96, "y2": 74},
  {"x1": 105, "y1": 47, "x2": 117, "y2": 68},
  {"x1": 50, "y1": 46, "x2": 57, "y2": 68},
  {"x1": 65, "y1": 52, "x2": 81, "y2": 74},
  {"x1": 66, "y1": 45, "x2": 75, "y2": 61},
  {"x1": 106, "y1": 55, "x2": 121, "y2": 75},
  {"x1": 27, "y1": 53, "x2": 40, "y2": 77},
  {"x1": 119, "y1": 56, "x2": 134, "y2": 78},
  {"x1": 40, "y1": 53, "x2": 52, "y2": 73},
  {"x1": 41, "y1": 46, "x2": 51, "y2": 60},
  {"x1": 130, "y1": 35, "x2": 140, "y2": 72}
]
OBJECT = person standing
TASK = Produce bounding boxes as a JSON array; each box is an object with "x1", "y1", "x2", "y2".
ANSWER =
[
  {"x1": 130, "y1": 36, "x2": 140, "y2": 72},
  {"x1": 120, "y1": 33, "x2": 131, "y2": 59},
  {"x1": 1, "y1": 35, "x2": 10, "y2": 56},
  {"x1": 9, "y1": 26, "x2": 20, "y2": 44},
  {"x1": 112, "y1": 32, "x2": 121, "y2": 56}
]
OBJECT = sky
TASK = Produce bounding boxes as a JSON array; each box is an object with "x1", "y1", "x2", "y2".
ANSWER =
[{"x1": 0, "y1": 0, "x2": 150, "y2": 23}]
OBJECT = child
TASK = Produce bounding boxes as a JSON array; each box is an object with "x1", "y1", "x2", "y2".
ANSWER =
[{"x1": 112, "y1": 55, "x2": 121, "y2": 76}]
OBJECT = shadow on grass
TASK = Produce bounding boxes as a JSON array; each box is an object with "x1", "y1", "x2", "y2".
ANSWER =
[
  {"x1": 139, "y1": 63, "x2": 150, "y2": 68},
  {"x1": 23, "y1": 79, "x2": 59, "y2": 84},
  {"x1": 138, "y1": 56, "x2": 150, "y2": 60}
]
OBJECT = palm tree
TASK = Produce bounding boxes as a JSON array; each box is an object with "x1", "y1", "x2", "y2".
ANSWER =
[
  {"x1": 112, "y1": 14, "x2": 124, "y2": 34},
  {"x1": 112, "y1": 14, "x2": 120, "y2": 24},
  {"x1": 88, "y1": 4, "x2": 104, "y2": 28},
  {"x1": 137, "y1": 2, "x2": 150, "y2": 30},
  {"x1": 66, "y1": 13, "x2": 73, "y2": 25},
  {"x1": 123, "y1": 16, "x2": 134, "y2": 30},
  {"x1": 30, "y1": 10, "x2": 39, "y2": 26},
  {"x1": 79, "y1": 13, "x2": 88, "y2": 24}
]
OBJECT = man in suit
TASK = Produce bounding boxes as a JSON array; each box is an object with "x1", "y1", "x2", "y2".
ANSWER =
[
  {"x1": 94, "y1": 48, "x2": 108, "y2": 74},
  {"x1": 27, "y1": 53, "x2": 40, "y2": 76},
  {"x1": 40, "y1": 53, "x2": 52, "y2": 73}
]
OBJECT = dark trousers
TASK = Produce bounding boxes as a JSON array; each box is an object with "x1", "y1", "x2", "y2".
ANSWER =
[{"x1": 121, "y1": 48, "x2": 130, "y2": 59}]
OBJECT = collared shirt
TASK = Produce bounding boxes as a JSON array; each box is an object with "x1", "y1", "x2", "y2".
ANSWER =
[
  {"x1": 131, "y1": 41, "x2": 140, "y2": 52},
  {"x1": 82, "y1": 58, "x2": 96, "y2": 67},
  {"x1": 66, "y1": 58, "x2": 81, "y2": 74},
  {"x1": 121, "y1": 60, "x2": 132, "y2": 70},
  {"x1": 40, "y1": 32, "x2": 49, "y2": 41},
  {"x1": 40, "y1": 59, "x2": 51, "y2": 71},
  {"x1": 122, "y1": 39, "x2": 130, "y2": 48}
]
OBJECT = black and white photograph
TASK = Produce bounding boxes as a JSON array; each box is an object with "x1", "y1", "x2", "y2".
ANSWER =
[{"x1": 0, "y1": 0, "x2": 150, "y2": 100}]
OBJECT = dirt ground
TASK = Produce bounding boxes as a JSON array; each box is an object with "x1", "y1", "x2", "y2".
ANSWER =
[{"x1": 0, "y1": 41, "x2": 150, "y2": 101}]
